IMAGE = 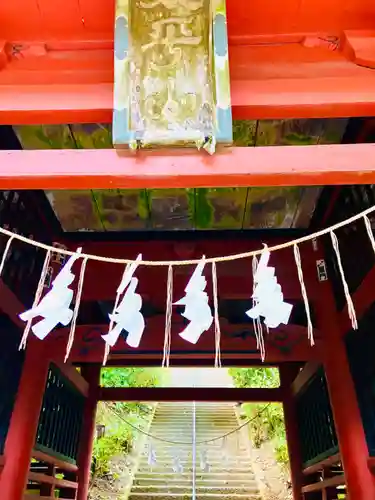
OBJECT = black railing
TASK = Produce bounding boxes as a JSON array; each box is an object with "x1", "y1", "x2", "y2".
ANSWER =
[
  {"x1": 323, "y1": 185, "x2": 375, "y2": 310},
  {"x1": 346, "y1": 302, "x2": 375, "y2": 456},
  {"x1": 36, "y1": 364, "x2": 85, "y2": 464},
  {"x1": 0, "y1": 190, "x2": 52, "y2": 307},
  {"x1": 296, "y1": 368, "x2": 338, "y2": 467},
  {"x1": 0, "y1": 315, "x2": 25, "y2": 454}
]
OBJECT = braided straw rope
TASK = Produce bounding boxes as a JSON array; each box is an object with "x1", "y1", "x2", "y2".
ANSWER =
[{"x1": 1, "y1": 204, "x2": 375, "y2": 266}]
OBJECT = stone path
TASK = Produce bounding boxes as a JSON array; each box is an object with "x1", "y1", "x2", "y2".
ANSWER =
[{"x1": 128, "y1": 369, "x2": 262, "y2": 499}]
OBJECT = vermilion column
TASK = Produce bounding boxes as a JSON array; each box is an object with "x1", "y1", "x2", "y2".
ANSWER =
[
  {"x1": 0, "y1": 340, "x2": 50, "y2": 500},
  {"x1": 76, "y1": 364, "x2": 101, "y2": 500},
  {"x1": 315, "y1": 267, "x2": 375, "y2": 499},
  {"x1": 279, "y1": 364, "x2": 303, "y2": 500}
]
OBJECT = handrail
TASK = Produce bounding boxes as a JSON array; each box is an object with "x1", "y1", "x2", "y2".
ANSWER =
[
  {"x1": 302, "y1": 452, "x2": 345, "y2": 496},
  {"x1": 28, "y1": 471, "x2": 78, "y2": 490},
  {"x1": 302, "y1": 475, "x2": 345, "y2": 494},
  {"x1": 192, "y1": 401, "x2": 196, "y2": 500},
  {"x1": 303, "y1": 452, "x2": 341, "y2": 476},
  {"x1": 31, "y1": 450, "x2": 78, "y2": 473}
]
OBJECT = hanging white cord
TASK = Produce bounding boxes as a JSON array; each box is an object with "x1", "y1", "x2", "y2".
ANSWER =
[
  {"x1": 1, "y1": 203, "x2": 375, "y2": 266},
  {"x1": 212, "y1": 262, "x2": 221, "y2": 368},
  {"x1": 192, "y1": 400, "x2": 197, "y2": 500},
  {"x1": 330, "y1": 231, "x2": 358, "y2": 330},
  {"x1": 19, "y1": 250, "x2": 52, "y2": 349},
  {"x1": 293, "y1": 244, "x2": 314, "y2": 345},
  {"x1": 65, "y1": 256, "x2": 88, "y2": 362},
  {"x1": 162, "y1": 265, "x2": 173, "y2": 368}
]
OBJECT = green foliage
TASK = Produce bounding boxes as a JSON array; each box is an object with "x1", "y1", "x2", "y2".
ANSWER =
[
  {"x1": 101, "y1": 367, "x2": 165, "y2": 415},
  {"x1": 229, "y1": 367, "x2": 280, "y2": 389},
  {"x1": 229, "y1": 368, "x2": 289, "y2": 467},
  {"x1": 92, "y1": 368, "x2": 162, "y2": 480},
  {"x1": 92, "y1": 424, "x2": 133, "y2": 477}
]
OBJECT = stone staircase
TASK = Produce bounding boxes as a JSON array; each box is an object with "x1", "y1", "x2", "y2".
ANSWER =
[{"x1": 128, "y1": 401, "x2": 261, "y2": 499}]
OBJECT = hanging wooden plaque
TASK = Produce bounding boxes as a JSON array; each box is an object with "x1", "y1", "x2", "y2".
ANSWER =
[{"x1": 113, "y1": 0, "x2": 232, "y2": 152}]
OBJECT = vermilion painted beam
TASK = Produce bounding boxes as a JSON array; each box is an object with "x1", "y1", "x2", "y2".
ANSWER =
[
  {"x1": 2, "y1": 76, "x2": 375, "y2": 124},
  {"x1": 340, "y1": 265, "x2": 375, "y2": 335},
  {"x1": 292, "y1": 361, "x2": 321, "y2": 396},
  {"x1": 55, "y1": 363, "x2": 89, "y2": 397},
  {"x1": 1, "y1": 144, "x2": 375, "y2": 189},
  {"x1": 98, "y1": 386, "x2": 284, "y2": 402}
]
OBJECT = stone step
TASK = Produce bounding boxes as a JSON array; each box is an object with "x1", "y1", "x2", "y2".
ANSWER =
[
  {"x1": 129, "y1": 493, "x2": 261, "y2": 499},
  {"x1": 131, "y1": 485, "x2": 260, "y2": 494},
  {"x1": 134, "y1": 472, "x2": 257, "y2": 481},
  {"x1": 137, "y1": 466, "x2": 255, "y2": 474},
  {"x1": 134, "y1": 477, "x2": 257, "y2": 485}
]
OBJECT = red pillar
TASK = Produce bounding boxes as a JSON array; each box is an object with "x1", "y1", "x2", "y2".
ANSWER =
[
  {"x1": 76, "y1": 364, "x2": 101, "y2": 500},
  {"x1": 0, "y1": 341, "x2": 50, "y2": 500},
  {"x1": 315, "y1": 267, "x2": 375, "y2": 499},
  {"x1": 279, "y1": 364, "x2": 303, "y2": 500}
]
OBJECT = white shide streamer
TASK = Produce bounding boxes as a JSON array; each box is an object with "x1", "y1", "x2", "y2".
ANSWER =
[
  {"x1": 102, "y1": 254, "x2": 144, "y2": 364},
  {"x1": 330, "y1": 231, "x2": 358, "y2": 330},
  {"x1": 175, "y1": 256, "x2": 213, "y2": 345}
]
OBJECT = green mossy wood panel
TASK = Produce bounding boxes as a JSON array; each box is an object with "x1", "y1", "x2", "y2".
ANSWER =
[
  {"x1": 70, "y1": 124, "x2": 112, "y2": 149},
  {"x1": 13, "y1": 125, "x2": 76, "y2": 149},
  {"x1": 46, "y1": 191, "x2": 104, "y2": 231},
  {"x1": 255, "y1": 118, "x2": 348, "y2": 146},
  {"x1": 92, "y1": 189, "x2": 149, "y2": 230},
  {"x1": 195, "y1": 188, "x2": 248, "y2": 229},
  {"x1": 293, "y1": 187, "x2": 322, "y2": 228},
  {"x1": 256, "y1": 120, "x2": 323, "y2": 146},
  {"x1": 244, "y1": 187, "x2": 303, "y2": 229},
  {"x1": 232, "y1": 120, "x2": 257, "y2": 146},
  {"x1": 148, "y1": 189, "x2": 195, "y2": 229},
  {"x1": 317, "y1": 118, "x2": 348, "y2": 144}
]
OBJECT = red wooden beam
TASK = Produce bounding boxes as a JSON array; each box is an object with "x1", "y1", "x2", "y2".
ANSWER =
[
  {"x1": 1, "y1": 144, "x2": 375, "y2": 189},
  {"x1": 340, "y1": 265, "x2": 375, "y2": 335},
  {"x1": 98, "y1": 386, "x2": 284, "y2": 402},
  {"x1": 292, "y1": 361, "x2": 321, "y2": 396},
  {"x1": 46, "y1": 321, "x2": 322, "y2": 365},
  {"x1": 54, "y1": 362, "x2": 89, "y2": 397},
  {"x1": 2, "y1": 76, "x2": 375, "y2": 124}
]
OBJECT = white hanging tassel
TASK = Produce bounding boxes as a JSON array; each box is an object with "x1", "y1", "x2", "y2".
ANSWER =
[
  {"x1": 19, "y1": 249, "x2": 52, "y2": 349},
  {"x1": 211, "y1": 261, "x2": 221, "y2": 368},
  {"x1": 175, "y1": 256, "x2": 213, "y2": 345},
  {"x1": 200, "y1": 449, "x2": 210, "y2": 472},
  {"x1": 251, "y1": 255, "x2": 265, "y2": 361},
  {"x1": 19, "y1": 248, "x2": 82, "y2": 348},
  {"x1": 330, "y1": 231, "x2": 358, "y2": 330},
  {"x1": 172, "y1": 455, "x2": 184, "y2": 474},
  {"x1": 102, "y1": 254, "x2": 144, "y2": 355},
  {"x1": 246, "y1": 246, "x2": 292, "y2": 362},
  {"x1": 364, "y1": 215, "x2": 375, "y2": 254},
  {"x1": 162, "y1": 265, "x2": 173, "y2": 367},
  {"x1": 293, "y1": 244, "x2": 314, "y2": 346},
  {"x1": 65, "y1": 256, "x2": 88, "y2": 362},
  {"x1": 0, "y1": 235, "x2": 15, "y2": 276},
  {"x1": 147, "y1": 443, "x2": 157, "y2": 468},
  {"x1": 103, "y1": 281, "x2": 123, "y2": 366}
]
